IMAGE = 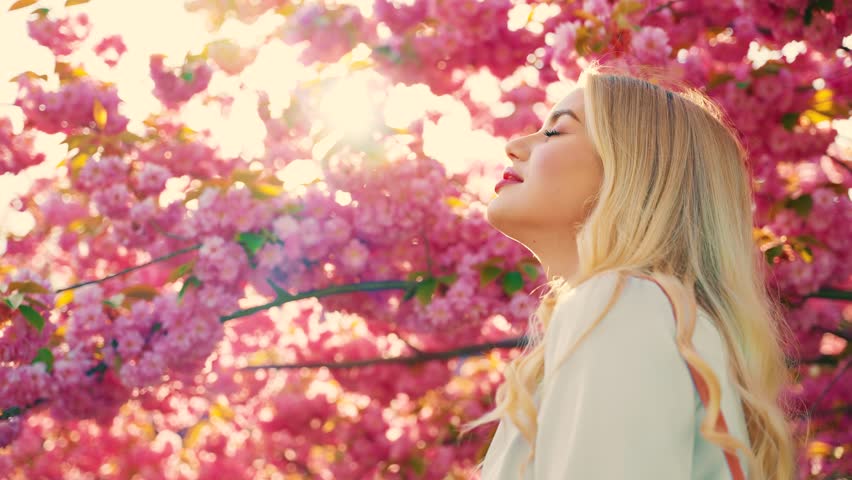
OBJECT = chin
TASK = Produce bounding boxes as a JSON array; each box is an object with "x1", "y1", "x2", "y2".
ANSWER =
[{"x1": 484, "y1": 205, "x2": 517, "y2": 238}]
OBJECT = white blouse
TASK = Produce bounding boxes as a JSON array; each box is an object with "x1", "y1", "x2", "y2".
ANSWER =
[{"x1": 479, "y1": 272, "x2": 752, "y2": 479}]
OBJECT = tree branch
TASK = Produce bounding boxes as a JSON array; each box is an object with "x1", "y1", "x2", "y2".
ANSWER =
[
  {"x1": 241, "y1": 336, "x2": 529, "y2": 370},
  {"x1": 802, "y1": 359, "x2": 852, "y2": 419},
  {"x1": 219, "y1": 279, "x2": 415, "y2": 323},
  {"x1": 55, "y1": 243, "x2": 202, "y2": 293}
]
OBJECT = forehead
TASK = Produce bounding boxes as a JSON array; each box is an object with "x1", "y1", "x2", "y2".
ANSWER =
[{"x1": 551, "y1": 88, "x2": 584, "y2": 118}]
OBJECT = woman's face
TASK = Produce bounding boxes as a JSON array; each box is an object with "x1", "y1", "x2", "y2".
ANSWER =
[{"x1": 487, "y1": 87, "x2": 602, "y2": 247}]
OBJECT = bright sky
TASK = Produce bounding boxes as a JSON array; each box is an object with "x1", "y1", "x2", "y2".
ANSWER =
[{"x1": 0, "y1": 0, "x2": 849, "y2": 255}]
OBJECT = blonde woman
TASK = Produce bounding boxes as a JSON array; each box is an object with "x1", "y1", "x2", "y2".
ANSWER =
[{"x1": 461, "y1": 63, "x2": 801, "y2": 480}]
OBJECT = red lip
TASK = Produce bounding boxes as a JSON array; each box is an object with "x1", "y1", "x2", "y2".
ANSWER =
[
  {"x1": 502, "y1": 167, "x2": 523, "y2": 182},
  {"x1": 495, "y1": 178, "x2": 523, "y2": 193}
]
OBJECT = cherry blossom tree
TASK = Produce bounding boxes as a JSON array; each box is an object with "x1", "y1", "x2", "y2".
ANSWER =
[{"x1": 1, "y1": 0, "x2": 850, "y2": 478}]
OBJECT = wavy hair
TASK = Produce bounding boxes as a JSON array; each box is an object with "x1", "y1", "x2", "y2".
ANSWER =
[{"x1": 460, "y1": 62, "x2": 803, "y2": 480}]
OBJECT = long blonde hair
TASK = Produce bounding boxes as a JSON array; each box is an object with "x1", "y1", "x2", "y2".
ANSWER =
[{"x1": 461, "y1": 62, "x2": 803, "y2": 480}]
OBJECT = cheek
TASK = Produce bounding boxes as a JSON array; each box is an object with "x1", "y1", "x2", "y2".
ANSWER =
[{"x1": 530, "y1": 144, "x2": 601, "y2": 212}]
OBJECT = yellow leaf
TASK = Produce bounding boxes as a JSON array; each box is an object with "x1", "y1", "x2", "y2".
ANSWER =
[
  {"x1": 349, "y1": 59, "x2": 374, "y2": 71},
  {"x1": 572, "y1": 9, "x2": 603, "y2": 27},
  {"x1": 8, "y1": 281, "x2": 50, "y2": 294},
  {"x1": 177, "y1": 126, "x2": 197, "y2": 142},
  {"x1": 184, "y1": 188, "x2": 204, "y2": 203},
  {"x1": 803, "y1": 109, "x2": 831, "y2": 125},
  {"x1": 275, "y1": 3, "x2": 298, "y2": 16},
  {"x1": 300, "y1": 76, "x2": 323, "y2": 89},
  {"x1": 444, "y1": 196, "x2": 467, "y2": 209},
  {"x1": 55, "y1": 290, "x2": 74, "y2": 309},
  {"x1": 209, "y1": 402, "x2": 234, "y2": 421},
  {"x1": 183, "y1": 421, "x2": 207, "y2": 449},
  {"x1": 808, "y1": 440, "x2": 833, "y2": 458},
  {"x1": 812, "y1": 87, "x2": 833, "y2": 106},
  {"x1": 614, "y1": 0, "x2": 645, "y2": 15},
  {"x1": 93, "y1": 99, "x2": 108, "y2": 130},
  {"x1": 120, "y1": 284, "x2": 159, "y2": 300},
  {"x1": 9, "y1": 71, "x2": 48, "y2": 82},
  {"x1": 68, "y1": 218, "x2": 86, "y2": 233},
  {"x1": 52, "y1": 324, "x2": 66, "y2": 342},
  {"x1": 230, "y1": 169, "x2": 264, "y2": 184},
  {"x1": 184, "y1": 179, "x2": 229, "y2": 203},
  {"x1": 137, "y1": 421, "x2": 156, "y2": 440},
  {"x1": 9, "y1": 0, "x2": 38, "y2": 11},
  {"x1": 63, "y1": 133, "x2": 87, "y2": 150},
  {"x1": 249, "y1": 182, "x2": 284, "y2": 199},
  {"x1": 119, "y1": 132, "x2": 145, "y2": 143},
  {"x1": 65, "y1": 0, "x2": 89, "y2": 5},
  {"x1": 69, "y1": 152, "x2": 88, "y2": 177}
]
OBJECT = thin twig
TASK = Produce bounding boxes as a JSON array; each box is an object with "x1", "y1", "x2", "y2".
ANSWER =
[
  {"x1": 803, "y1": 359, "x2": 852, "y2": 419},
  {"x1": 147, "y1": 220, "x2": 194, "y2": 242},
  {"x1": 54, "y1": 244, "x2": 202, "y2": 293},
  {"x1": 241, "y1": 336, "x2": 528, "y2": 370},
  {"x1": 219, "y1": 280, "x2": 414, "y2": 323}
]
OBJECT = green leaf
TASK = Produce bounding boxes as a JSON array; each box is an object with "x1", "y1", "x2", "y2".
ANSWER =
[
  {"x1": 408, "y1": 456, "x2": 426, "y2": 475},
  {"x1": 781, "y1": 112, "x2": 799, "y2": 131},
  {"x1": 265, "y1": 278, "x2": 290, "y2": 298},
  {"x1": 415, "y1": 278, "x2": 438, "y2": 306},
  {"x1": 787, "y1": 194, "x2": 813, "y2": 218},
  {"x1": 402, "y1": 283, "x2": 418, "y2": 302},
  {"x1": 796, "y1": 245, "x2": 813, "y2": 263},
  {"x1": 85, "y1": 361, "x2": 107, "y2": 377},
  {"x1": 406, "y1": 270, "x2": 428, "y2": 282},
  {"x1": 103, "y1": 293, "x2": 125, "y2": 308},
  {"x1": 735, "y1": 81, "x2": 750, "y2": 89},
  {"x1": 178, "y1": 276, "x2": 201, "y2": 300},
  {"x1": 167, "y1": 259, "x2": 196, "y2": 282},
  {"x1": 795, "y1": 234, "x2": 829, "y2": 250},
  {"x1": 764, "y1": 245, "x2": 785, "y2": 264},
  {"x1": 502, "y1": 271, "x2": 525, "y2": 296},
  {"x1": 436, "y1": 273, "x2": 458, "y2": 286},
  {"x1": 812, "y1": 0, "x2": 833, "y2": 12},
  {"x1": 519, "y1": 262, "x2": 540, "y2": 281},
  {"x1": 479, "y1": 265, "x2": 502, "y2": 287},
  {"x1": 803, "y1": 6, "x2": 814, "y2": 25},
  {"x1": 112, "y1": 346, "x2": 123, "y2": 372},
  {"x1": 18, "y1": 304, "x2": 45, "y2": 332},
  {"x1": 707, "y1": 72, "x2": 734, "y2": 89},
  {"x1": 1, "y1": 406, "x2": 22, "y2": 420},
  {"x1": 753, "y1": 61, "x2": 782, "y2": 77},
  {"x1": 236, "y1": 232, "x2": 266, "y2": 256},
  {"x1": 31, "y1": 348, "x2": 54, "y2": 373},
  {"x1": 4, "y1": 292, "x2": 25, "y2": 310}
]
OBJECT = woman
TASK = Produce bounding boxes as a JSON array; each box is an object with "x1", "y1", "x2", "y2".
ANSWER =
[{"x1": 460, "y1": 63, "x2": 800, "y2": 480}]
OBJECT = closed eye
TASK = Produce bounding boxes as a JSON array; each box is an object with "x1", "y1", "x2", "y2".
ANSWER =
[{"x1": 543, "y1": 128, "x2": 560, "y2": 138}]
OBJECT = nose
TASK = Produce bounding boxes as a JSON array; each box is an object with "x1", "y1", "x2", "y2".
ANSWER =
[{"x1": 504, "y1": 135, "x2": 529, "y2": 163}]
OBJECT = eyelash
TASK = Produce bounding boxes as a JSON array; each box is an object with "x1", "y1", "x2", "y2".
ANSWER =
[{"x1": 543, "y1": 128, "x2": 560, "y2": 138}]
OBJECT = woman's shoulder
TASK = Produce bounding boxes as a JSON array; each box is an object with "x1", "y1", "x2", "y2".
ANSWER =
[
  {"x1": 550, "y1": 271, "x2": 681, "y2": 336},
  {"x1": 544, "y1": 271, "x2": 689, "y2": 377}
]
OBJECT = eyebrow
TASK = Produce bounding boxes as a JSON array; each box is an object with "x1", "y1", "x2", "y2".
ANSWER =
[{"x1": 547, "y1": 108, "x2": 582, "y2": 126}]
